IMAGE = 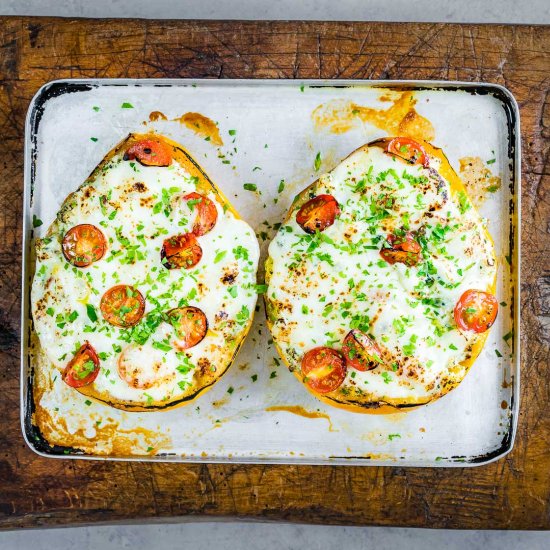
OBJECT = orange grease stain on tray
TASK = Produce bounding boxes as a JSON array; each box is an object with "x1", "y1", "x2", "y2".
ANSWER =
[
  {"x1": 266, "y1": 405, "x2": 336, "y2": 431},
  {"x1": 173, "y1": 112, "x2": 223, "y2": 146},
  {"x1": 459, "y1": 156, "x2": 501, "y2": 207},
  {"x1": 311, "y1": 91, "x2": 435, "y2": 141},
  {"x1": 148, "y1": 110, "x2": 167, "y2": 121}
]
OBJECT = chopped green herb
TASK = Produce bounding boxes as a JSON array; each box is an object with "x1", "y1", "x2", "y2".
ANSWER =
[
  {"x1": 86, "y1": 303, "x2": 98, "y2": 322},
  {"x1": 90, "y1": 137, "x2": 98, "y2": 142},
  {"x1": 388, "y1": 433, "x2": 401, "y2": 441},
  {"x1": 152, "y1": 341, "x2": 172, "y2": 352},
  {"x1": 278, "y1": 180, "x2": 285, "y2": 193},
  {"x1": 121, "y1": 102, "x2": 134, "y2": 109},
  {"x1": 84, "y1": 399, "x2": 92, "y2": 406},
  {"x1": 457, "y1": 191, "x2": 471, "y2": 214},
  {"x1": 32, "y1": 215, "x2": 43, "y2": 228},
  {"x1": 236, "y1": 305, "x2": 250, "y2": 325},
  {"x1": 228, "y1": 129, "x2": 236, "y2": 136},
  {"x1": 486, "y1": 158, "x2": 496, "y2": 165},
  {"x1": 243, "y1": 183, "x2": 257, "y2": 192},
  {"x1": 228, "y1": 286, "x2": 238, "y2": 298},
  {"x1": 314, "y1": 152, "x2": 322, "y2": 171},
  {"x1": 251, "y1": 284, "x2": 268, "y2": 294},
  {"x1": 214, "y1": 250, "x2": 227, "y2": 263}
]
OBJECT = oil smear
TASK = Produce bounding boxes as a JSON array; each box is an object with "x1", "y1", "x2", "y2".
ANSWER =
[
  {"x1": 173, "y1": 112, "x2": 223, "y2": 146},
  {"x1": 459, "y1": 156, "x2": 501, "y2": 208},
  {"x1": 148, "y1": 111, "x2": 167, "y2": 122},
  {"x1": 266, "y1": 405, "x2": 336, "y2": 431},
  {"x1": 312, "y1": 91, "x2": 435, "y2": 142}
]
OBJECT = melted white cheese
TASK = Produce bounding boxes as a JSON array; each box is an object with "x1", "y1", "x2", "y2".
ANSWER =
[
  {"x1": 32, "y1": 154, "x2": 260, "y2": 406},
  {"x1": 267, "y1": 146, "x2": 496, "y2": 404}
]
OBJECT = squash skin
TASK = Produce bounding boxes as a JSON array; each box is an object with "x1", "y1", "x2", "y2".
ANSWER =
[{"x1": 264, "y1": 138, "x2": 497, "y2": 414}]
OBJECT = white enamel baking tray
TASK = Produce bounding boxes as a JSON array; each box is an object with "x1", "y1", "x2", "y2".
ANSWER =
[{"x1": 21, "y1": 79, "x2": 520, "y2": 466}]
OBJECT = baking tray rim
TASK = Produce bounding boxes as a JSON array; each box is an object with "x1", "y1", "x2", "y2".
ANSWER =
[{"x1": 20, "y1": 78, "x2": 521, "y2": 467}]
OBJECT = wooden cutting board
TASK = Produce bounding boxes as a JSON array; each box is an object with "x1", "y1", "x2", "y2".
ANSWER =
[{"x1": 0, "y1": 17, "x2": 548, "y2": 530}]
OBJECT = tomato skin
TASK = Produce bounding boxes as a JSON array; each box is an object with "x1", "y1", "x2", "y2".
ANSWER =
[
  {"x1": 63, "y1": 342, "x2": 100, "y2": 388},
  {"x1": 454, "y1": 289, "x2": 498, "y2": 333},
  {"x1": 182, "y1": 192, "x2": 218, "y2": 236},
  {"x1": 296, "y1": 194, "x2": 340, "y2": 234},
  {"x1": 125, "y1": 139, "x2": 172, "y2": 167},
  {"x1": 100, "y1": 285, "x2": 146, "y2": 328},
  {"x1": 301, "y1": 347, "x2": 347, "y2": 394},
  {"x1": 168, "y1": 306, "x2": 208, "y2": 349},
  {"x1": 161, "y1": 233, "x2": 203, "y2": 269},
  {"x1": 342, "y1": 330, "x2": 383, "y2": 371},
  {"x1": 62, "y1": 224, "x2": 107, "y2": 267},
  {"x1": 380, "y1": 232, "x2": 421, "y2": 267},
  {"x1": 386, "y1": 137, "x2": 429, "y2": 167}
]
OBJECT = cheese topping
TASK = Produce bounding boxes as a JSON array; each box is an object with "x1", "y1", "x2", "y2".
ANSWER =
[
  {"x1": 266, "y1": 145, "x2": 496, "y2": 406},
  {"x1": 32, "y1": 144, "x2": 260, "y2": 408}
]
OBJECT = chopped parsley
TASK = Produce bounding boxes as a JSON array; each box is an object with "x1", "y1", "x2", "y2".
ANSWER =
[
  {"x1": 236, "y1": 305, "x2": 250, "y2": 325},
  {"x1": 314, "y1": 152, "x2": 322, "y2": 171},
  {"x1": 457, "y1": 191, "x2": 471, "y2": 214},
  {"x1": 214, "y1": 250, "x2": 227, "y2": 263},
  {"x1": 86, "y1": 304, "x2": 98, "y2": 322}
]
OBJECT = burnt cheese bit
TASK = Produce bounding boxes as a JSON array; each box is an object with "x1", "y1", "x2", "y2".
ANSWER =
[{"x1": 221, "y1": 265, "x2": 239, "y2": 285}]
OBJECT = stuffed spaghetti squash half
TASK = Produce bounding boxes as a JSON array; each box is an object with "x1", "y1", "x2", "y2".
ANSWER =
[
  {"x1": 31, "y1": 133, "x2": 259, "y2": 412},
  {"x1": 265, "y1": 137, "x2": 498, "y2": 413}
]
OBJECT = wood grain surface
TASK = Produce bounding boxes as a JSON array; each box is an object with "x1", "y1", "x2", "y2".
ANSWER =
[{"x1": 0, "y1": 17, "x2": 549, "y2": 530}]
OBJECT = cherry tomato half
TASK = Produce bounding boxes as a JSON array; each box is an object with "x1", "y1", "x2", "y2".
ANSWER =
[
  {"x1": 125, "y1": 139, "x2": 172, "y2": 167},
  {"x1": 454, "y1": 289, "x2": 498, "y2": 333},
  {"x1": 182, "y1": 192, "x2": 218, "y2": 236},
  {"x1": 301, "y1": 347, "x2": 347, "y2": 394},
  {"x1": 386, "y1": 137, "x2": 429, "y2": 167},
  {"x1": 63, "y1": 341, "x2": 100, "y2": 388},
  {"x1": 168, "y1": 306, "x2": 208, "y2": 349},
  {"x1": 342, "y1": 329, "x2": 383, "y2": 371},
  {"x1": 296, "y1": 194, "x2": 340, "y2": 234},
  {"x1": 100, "y1": 285, "x2": 145, "y2": 327},
  {"x1": 62, "y1": 224, "x2": 107, "y2": 268},
  {"x1": 380, "y1": 232, "x2": 422, "y2": 267},
  {"x1": 161, "y1": 233, "x2": 203, "y2": 269}
]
